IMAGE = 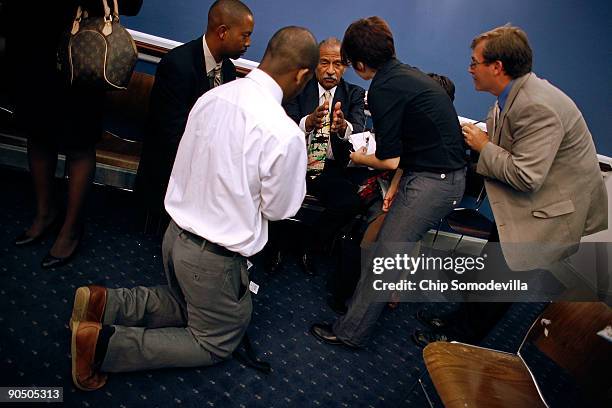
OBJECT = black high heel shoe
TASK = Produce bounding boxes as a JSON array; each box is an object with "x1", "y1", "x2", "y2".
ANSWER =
[
  {"x1": 14, "y1": 216, "x2": 62, "y2": 246},
  {"x1": 41, "y1": 229, "x2": 83, "y2": 269},
  {"x1": 41, "y1": 249, "x2": 78, "y2": 269}
]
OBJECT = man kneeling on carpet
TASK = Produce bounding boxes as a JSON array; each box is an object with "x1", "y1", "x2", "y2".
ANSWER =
[{"x1": 69, "y1": 26, "x2": 318, "y2": 391}]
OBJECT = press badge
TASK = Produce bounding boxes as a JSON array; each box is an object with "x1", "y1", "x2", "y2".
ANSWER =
[{"x1": 249, "y1": 281, "x2": 259, "y2": 294}]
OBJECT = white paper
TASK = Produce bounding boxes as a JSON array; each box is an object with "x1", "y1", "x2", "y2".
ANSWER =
[
  {"x1": 347, "y1": 131, "x2": 376, "y2": 168},
  {"x1": 458, "y1": 116, "x2": 487, "y2": 132},
  {"x1": 597, "y1": 325, "x2": 612, "y2": 343},
  {"x1": 349, "y1": 131, "x2": 376, "y2": 155}
]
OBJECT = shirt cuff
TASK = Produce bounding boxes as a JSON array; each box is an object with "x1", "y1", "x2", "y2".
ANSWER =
[
  {"x1": 299, "y1": 115, "x2": 308, "y2": 134},
  {"x1": 339, "y1": 121, "x2": 353, "y2": 140}
]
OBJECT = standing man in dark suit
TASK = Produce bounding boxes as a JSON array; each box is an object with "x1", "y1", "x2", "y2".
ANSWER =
[
  {"x1": 281, "y1": 37, "x2": 367, "y2": 272},
  {"x1": 136, "y1": 0, "x2": 254, "y2": 225}
]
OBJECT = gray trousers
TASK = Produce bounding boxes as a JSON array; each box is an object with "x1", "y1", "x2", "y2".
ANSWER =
[
  {"x1": 101, "y1": 220, "x2": 252, "y2": 372},
  {"x1": 333, "y1": 168, "x2": 466, "y2": 347}
]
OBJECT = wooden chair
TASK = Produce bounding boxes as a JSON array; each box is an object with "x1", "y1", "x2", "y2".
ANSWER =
[
  {"x1": 423, "y1": 302, "x2": 612, "y2": 407},
  {"x1": 521, "y1": 302, "x2": 612, "y2": 403}
]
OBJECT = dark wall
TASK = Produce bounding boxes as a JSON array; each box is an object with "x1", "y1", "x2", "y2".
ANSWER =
[{"x1": 123, "y1": 0, "x2": 612, "y2": 156}]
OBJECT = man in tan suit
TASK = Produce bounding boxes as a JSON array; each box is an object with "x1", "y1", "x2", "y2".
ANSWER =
[
  {"x1": 413, "y1": 25, "x2": 607, "y2": 347},
  {"x1": 462, "y1": 24, "x2": 607, "y2": 271}
]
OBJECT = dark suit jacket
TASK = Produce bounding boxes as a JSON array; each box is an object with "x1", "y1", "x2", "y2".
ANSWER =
[
  {"x1": 283, "y1": 77, "x2": 366, "y2": 167},
  {"x1": 136, "y1": 36, "x2": 236, "y2": 207}
]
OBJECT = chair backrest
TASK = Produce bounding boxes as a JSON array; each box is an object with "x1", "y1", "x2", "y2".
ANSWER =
[
  {"x1": 459, "y1": 163, "x2": 487, "y2": 210},
  {"x1": 424, "y1": 341, "x2": 548, "y2": 408},
  {"x1": 521, "y1": 302, "x2": 612, "y2": 403}
]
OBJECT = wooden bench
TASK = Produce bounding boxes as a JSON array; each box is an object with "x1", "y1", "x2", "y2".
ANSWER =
[{"x1": 0, "y1": 71, "x2": 154, "y2": 189}]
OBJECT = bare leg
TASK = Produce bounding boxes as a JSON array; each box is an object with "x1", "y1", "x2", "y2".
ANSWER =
[
  {"x1": 23, "y1": 137, "x2": 59, "y2": 237},
  {"x1": 49, "y1": 145, "x2": 96, "y2": 258}
]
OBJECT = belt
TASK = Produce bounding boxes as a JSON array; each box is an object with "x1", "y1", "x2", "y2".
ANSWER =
[{"x1": 180, "y1": 229, "x2": 238, "y2": 257}]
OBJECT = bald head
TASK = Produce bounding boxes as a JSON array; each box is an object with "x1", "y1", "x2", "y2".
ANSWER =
[
  {"x1": 205, "y1": 0, "x2": 254, "y2": 61},
  {"x1": 260, "y1": 26, "x2": 319, "y2": 75},
  {"x1": 259, "y1": 26, "x2": 318, "y2": 102},
  {"x1": 207, "y1": 0, "x2": 252, "y2": 30}
]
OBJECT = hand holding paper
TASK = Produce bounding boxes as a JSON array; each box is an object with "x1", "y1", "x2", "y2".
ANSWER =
[{"x1": 348, "y1": 131, "x2": 376, "y2": 167}]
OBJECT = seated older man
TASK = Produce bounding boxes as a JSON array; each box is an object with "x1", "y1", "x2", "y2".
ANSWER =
[{"x1": 280, "y1": 37, "x2": 369, "y2": 273}]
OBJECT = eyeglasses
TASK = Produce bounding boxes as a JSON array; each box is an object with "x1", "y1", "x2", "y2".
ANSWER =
[{"x1": 469, "y1": 59, "x2": 488, "y2": 69}]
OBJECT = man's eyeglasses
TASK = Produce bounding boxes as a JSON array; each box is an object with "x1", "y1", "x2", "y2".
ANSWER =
[{"x1": 469, "y1": 59, "x2": 488, "y2": 69}]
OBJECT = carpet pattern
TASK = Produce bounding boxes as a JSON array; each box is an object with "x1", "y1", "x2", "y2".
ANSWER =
[{"x1": 0, "y1": 167, "x2": 583, "y2": 407}]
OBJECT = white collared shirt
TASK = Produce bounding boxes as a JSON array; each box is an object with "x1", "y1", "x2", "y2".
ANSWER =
[
  {"x1": 298, "y1": 83, "x2": 354, "y2": 160},
  {"x1": 202, "y1": 35, "x2": 222, "y2": 76},
  {"x1": 165, "y1": 69, "x2": 307, "y2": 257}
]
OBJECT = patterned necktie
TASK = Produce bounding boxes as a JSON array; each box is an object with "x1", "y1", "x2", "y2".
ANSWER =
[
  {"x1": 307, "y1": 91, "x2": 332, "y2": 177},
  {"x1": 209, "y1": 66, "x2": 222, "y2": 88}
]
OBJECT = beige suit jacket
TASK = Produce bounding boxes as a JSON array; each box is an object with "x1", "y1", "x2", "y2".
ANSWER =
[{"x1": 477, "y1": 73, "x2": 607, "y2": 270}]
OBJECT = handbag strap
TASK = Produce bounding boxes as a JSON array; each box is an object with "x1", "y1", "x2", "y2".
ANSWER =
[
  {"x1": 100, "y1": 0, "x2": 114, "y2": 36},
  {"x1": 70, "y1": 6, "x2": 83, "y2": 35},
  {"x1": 101, "y1": 0, "x2": 111, "y2": 19},
  {"x1": 70, "y1": 0, "x2": 121, "y2": 36},
  {"x1": 112, "y1": 0, "x2": 120, "y2": 20},
  {"x1": 102, "y1": 0, "x2": 121, "y2": 20}
]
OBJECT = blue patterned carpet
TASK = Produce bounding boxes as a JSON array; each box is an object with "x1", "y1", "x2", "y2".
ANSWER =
[{"x1": 0, "y1": 167, "x2": 582, "y2": 407}]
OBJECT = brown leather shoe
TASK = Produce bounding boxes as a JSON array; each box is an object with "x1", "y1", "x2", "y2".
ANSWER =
[
  {"x1": 71, "y1": 321, "x2": 108, "y2": 391},
  {"x1": 70, "y1": 286, "x2": 107, "y2": 331}
]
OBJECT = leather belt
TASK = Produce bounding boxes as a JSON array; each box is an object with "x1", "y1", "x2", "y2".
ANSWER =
[{"x1": 180, "y1": 229, "x2": 237, "y2": 257}]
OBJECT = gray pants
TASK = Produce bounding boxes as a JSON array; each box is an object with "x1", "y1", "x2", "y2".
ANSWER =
[
  {"x1": 101, "y1": 220, "x2": 252, "y2": 372},
  {"x1": 333, "y1": 168, "x2": 466, "y2": 347}
]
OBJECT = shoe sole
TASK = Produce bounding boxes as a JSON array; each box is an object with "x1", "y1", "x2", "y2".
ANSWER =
[
  {"x1": 70, "y1": 321, "x2": 88, "y2": 391},
  {"x1": 70, "y1": 287, "x2": 91, "y2": 332},
  {"x1": 70, "y1": 321, "x2": 107, "y2": 391}
]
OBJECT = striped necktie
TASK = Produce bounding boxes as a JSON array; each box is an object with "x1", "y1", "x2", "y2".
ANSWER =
[{"x1": 209, "y1": 66, "x2": 222, "y2": 88}]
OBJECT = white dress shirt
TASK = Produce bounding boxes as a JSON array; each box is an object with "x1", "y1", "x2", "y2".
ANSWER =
[
  {"x1": 298, "y1": 83, "x2": 354, "y2": 160},
  {"x1": 202, "y1": 36, "x2": 222, "y2": 76},
  {"x1": 165, "y1": 69, "x2": 307, "y2": 257}
]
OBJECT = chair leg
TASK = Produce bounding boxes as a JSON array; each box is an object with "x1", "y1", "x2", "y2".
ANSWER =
[
  {"x1": 143, "y1": 211, "x2": 150, "y2": 234},
  {"x1": 451, "y1": 234, "x2": 464, "y2": 254},
  {"x1": 431, "y1": 219, "x2": 442, "y2": 248}
]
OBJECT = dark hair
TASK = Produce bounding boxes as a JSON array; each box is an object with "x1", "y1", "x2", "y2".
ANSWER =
[
  {"x1": 471, "y1": 24, "x2": 532, "y2": 79},
  {"x1": 261, "y1": 26, "x2": 319, "y2": 73},
  {"x1": 341, "y1": 16, "x2": 395, "y2": 69},
  {"x1": 427, "y1": 73, "x2": 455, "y2": 102}
]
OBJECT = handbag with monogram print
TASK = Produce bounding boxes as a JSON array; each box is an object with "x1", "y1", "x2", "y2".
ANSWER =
[{"x1": 58, "y1": 0, "x2": 138, "y2": 90}]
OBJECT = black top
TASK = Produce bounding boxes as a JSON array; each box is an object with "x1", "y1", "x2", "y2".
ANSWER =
[
  {"x1": 369, "y1": 58, "x2": 466, "y2": 172},
  {"x1": 283, "y1": 77, "x2": 366, "y2": 167}
]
